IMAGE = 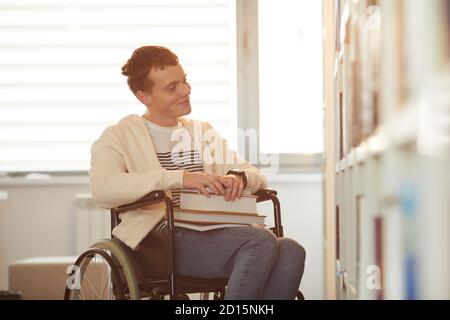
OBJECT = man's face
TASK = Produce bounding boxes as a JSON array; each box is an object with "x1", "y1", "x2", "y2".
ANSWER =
[{"x1": 142, "y1": 64, "x2": 192, "y2": 120}]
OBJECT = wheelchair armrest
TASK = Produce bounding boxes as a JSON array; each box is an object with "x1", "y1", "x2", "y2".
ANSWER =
[
  {"x1": 254, "y1": 188, "x2": 283, "y2": 237},
  {"x1": 111, "y1": 190, "x2": 167, "y2": 215},
  {"x1": 112, "y1": 188, "x2": 277, "y2": 213},
  {"x1": 255, "y1": 188, "x2": 278, "y2": 203}
]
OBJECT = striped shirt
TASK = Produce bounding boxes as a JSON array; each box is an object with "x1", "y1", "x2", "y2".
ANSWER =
[{"x1": 145, "y1": 119, "x2": 204, "y2": 208}]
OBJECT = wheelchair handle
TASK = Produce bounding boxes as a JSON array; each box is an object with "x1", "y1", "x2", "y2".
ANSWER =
[{"x1": 111, "y1": 190, "x2": 167, "y2": 215}]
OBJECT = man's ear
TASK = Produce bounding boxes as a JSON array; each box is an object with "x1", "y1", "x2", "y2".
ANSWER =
[{"x1": 136, "y1": 90, "x2": 149, "y2": 105}]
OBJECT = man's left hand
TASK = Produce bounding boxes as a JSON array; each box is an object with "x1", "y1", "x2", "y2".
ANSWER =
[{"x1": 220, "y1": 175, "x2": 244, "y2": 201}]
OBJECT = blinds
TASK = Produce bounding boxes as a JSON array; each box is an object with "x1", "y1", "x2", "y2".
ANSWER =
[{"x1": 0, "y1": 0, "x2": 235, "y2": 173}]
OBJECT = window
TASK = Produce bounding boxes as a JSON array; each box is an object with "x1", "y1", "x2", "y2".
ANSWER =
[
  {"x1": 258, "y1": 0, "x2": 323, "y2": 155},
  {"x1": 0, "y1": 0, "x2": 236, "y2": 173},
  {"x1": 236, "y1": 0, "x2": 324, "y2": 171}
]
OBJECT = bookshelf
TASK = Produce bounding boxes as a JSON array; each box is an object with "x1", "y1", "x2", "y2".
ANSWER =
[{"x1": 324, "y1": 0, "x2": 450, "y2": 299}]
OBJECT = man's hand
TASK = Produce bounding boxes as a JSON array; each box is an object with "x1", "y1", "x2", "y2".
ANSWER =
[
  {"x1": 220, "y1": 174, "x2": 245, "y2": 201},
  {"x1": 183, "y1": 172, "x2": 226, "y2": 197}
]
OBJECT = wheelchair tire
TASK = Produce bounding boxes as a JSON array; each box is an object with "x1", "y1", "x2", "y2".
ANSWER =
[
  {"x1": 296, "y1": 290, "x2": 305, "y2": 300},
  {"x1": 64, "y1": 239, "x2": 140, "y2": 300}
]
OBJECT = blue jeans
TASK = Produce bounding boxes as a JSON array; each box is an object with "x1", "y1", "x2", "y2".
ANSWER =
[{"x1": 173, "y1": 226, "x2": 306, "y2": 300}]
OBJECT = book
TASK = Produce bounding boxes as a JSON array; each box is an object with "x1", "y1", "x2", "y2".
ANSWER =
[
  {"x1": 180, "y1": 189, "x2": 257, "y2": 214},
  {"x1": 173, "y1": 222, "x2": 250, "y2": 232},
  {"x1": 173, "y1": 208, "x2": 266, "y2": 226},
  {"x1": 168, "y1": 189, "x2": 265, "y2": 231},
  {"x1": 156, "y1": 218, "x2": 255, "y2": 232}
]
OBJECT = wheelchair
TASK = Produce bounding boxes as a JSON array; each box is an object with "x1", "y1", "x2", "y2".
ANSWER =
[{"x1": 64, "y1": 188, "x2": 305, "y2": 300}]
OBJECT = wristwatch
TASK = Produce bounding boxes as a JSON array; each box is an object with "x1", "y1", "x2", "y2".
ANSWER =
[{"x1": 226, "y1": 169, "x2": 248, "y2": 188}]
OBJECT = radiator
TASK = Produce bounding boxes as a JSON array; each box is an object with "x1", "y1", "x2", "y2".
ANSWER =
[{"x1": 74, "y1": 193, "x2": 110, "y2": 254}]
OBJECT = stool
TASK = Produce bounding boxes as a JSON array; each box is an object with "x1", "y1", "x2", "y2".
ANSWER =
[{"x1": 8, "y1": 256, "x2": 78, "y2": 300}]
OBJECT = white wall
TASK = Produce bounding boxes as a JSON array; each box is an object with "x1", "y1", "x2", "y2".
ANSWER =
[
  {"x1": 0, "y1": 176, "x2": 89, "y2": 290},
  {"x1": 0, "y1": 173, "x2": 324, "y2": 299},
  {"x1": 263, "y1": 173, "x2": 324, "y2": 300}
]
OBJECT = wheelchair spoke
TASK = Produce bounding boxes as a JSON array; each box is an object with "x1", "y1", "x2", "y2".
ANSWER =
[
  {"x1": 83, "y1": 258, "x2": 102, "y2": 300},
  {"x1": 84, "y1": 273, "x2": 101, "y2": 299},
  {"x1": 78, "y1": 287, "x2": 86, "y2": 300},
  {"x1": 99, "y1": 252, "x2": 110, "y2": 299},
  {"x1": 100, "y1": 271, "x2": 112, "y2": 299}
]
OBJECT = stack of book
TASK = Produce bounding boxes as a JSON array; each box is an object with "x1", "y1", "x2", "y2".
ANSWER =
[{"x1": 173, "y1": 189, "x2": 266, "y2": 231}]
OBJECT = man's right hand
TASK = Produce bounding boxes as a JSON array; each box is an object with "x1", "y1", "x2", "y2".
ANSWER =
[{"x1": 182, "y1": 172, "x2": 226, "y2": 197}]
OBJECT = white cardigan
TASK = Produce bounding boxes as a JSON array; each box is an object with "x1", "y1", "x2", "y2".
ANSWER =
[{"x1": 89, "y1": 115, "x2": 267, "y2": 249}]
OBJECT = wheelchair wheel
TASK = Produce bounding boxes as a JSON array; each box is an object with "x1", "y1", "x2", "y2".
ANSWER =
[
  {"x1": 296, "y1": 290, "x2": 305, "y2": 300},
  {"x1": 65, "y1": 239, "x2": 140, "y2": 300}
]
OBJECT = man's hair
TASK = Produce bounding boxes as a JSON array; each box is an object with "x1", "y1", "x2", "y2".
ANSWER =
[{"x1": 121, "y1": 46, "x2": 179, "y2": 95}]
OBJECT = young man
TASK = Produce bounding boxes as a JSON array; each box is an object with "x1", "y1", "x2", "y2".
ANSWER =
[{"x1": 89, "y1": 46, "x2": 305, "y2": 299}]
